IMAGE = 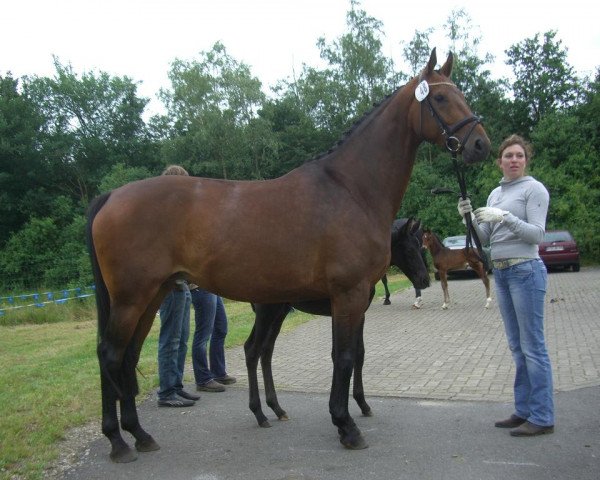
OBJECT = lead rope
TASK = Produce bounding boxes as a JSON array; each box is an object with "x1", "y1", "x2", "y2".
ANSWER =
[{"x1": 450, "y1": 151, "x2": 485, "y2": 262}]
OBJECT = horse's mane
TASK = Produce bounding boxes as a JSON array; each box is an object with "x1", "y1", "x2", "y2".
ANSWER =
[{"x1": 307, "y1": 85, "x2": 404, "y2": 163}]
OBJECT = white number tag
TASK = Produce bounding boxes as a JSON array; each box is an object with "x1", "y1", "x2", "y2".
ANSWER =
[{"x1": 415, "y1": 80, "x2": 429, "y2": 102}]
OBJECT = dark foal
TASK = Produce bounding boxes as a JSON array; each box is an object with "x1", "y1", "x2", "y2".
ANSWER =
[
  {"x1": 381, "y1": 218, "x2": 430, "y2": 306},
  {"x1": 246, "y1": 217, "x2": 430, "y2": 428}
]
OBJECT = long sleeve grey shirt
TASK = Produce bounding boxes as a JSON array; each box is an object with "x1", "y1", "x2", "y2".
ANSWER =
[{"x1": 473, "y1": 176, "x2": 549, "y2": 261}]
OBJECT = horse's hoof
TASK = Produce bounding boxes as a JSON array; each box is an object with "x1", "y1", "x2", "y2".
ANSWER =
[
  {"x1": 362, "y1": 409, "x2": 373, "y2": 417},
  {"x1": 441, "y1": 304, "x2": 449, "y2": 310},
  {"x1": 110, "y1": 446, "x2": 138, "y2": 463},
  {"x1": 383, "y1": 299, "x2": 391, "y2": 305},
  {"x1": 278, "y1": 413, "x2": 290, "y2": 421},
  {"x1": 341, "y1": 434, "x2": 369, "y2": 450},
  {"x1": 135, "y1": 437, "x2": 160, "y2": 453},
  {"x1": 259, "y1": 420, "x2": 272, "y2": 428}
]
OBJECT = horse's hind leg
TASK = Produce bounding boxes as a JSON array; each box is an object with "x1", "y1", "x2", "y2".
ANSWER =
[
  {"x1": 245, "y1": 304, "x2": 289, "y2": 427},
  {"x1": 98, "y1": 342, "x2": 137, "y2": 463},
  {"x1": 261, "y1": 315, "x2": 289, "y2": 422},
  {"x1": 381, "y1": 275, "x2": 391, "y2": 305},
  {"x1": 439, "y1": 271, "x2": 450, "y2": 309},
  {"x1": 471, "y1": 260, "x2": 492, "y2": 308},
  {"x1": 119, "y1": 344, "x2": 159, "y2": 453},
  {"x1": 352, "y1": 316, "x2": 372, "y2": 416}
]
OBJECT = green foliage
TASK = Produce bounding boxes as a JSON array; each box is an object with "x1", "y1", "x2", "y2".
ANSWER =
[
  {"x1": 506, "y1": 31, "x2": 580, "y2": 130},
  {"x1": 98, "y1": 162, "x2": 153, "y2": 192}
]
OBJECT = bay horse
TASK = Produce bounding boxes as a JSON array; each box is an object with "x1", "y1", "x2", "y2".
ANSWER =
[
  {"x1": 421, "y1": 229, "x2": 491, "y2": 309},
  {"x1": 86, "y1": 48, "x2": 490, "y2": 462},
  {"x1": 381, "y1": 218, "x2": 429, "y2": 306},
  {"x1": 246, "y1": 216, "x2": 430, "y2": 428}
]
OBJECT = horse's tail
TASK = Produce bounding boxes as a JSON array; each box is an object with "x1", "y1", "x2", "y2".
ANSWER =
[{"x1": 85, "y1": 192, "x2": 112, "y2": 344}]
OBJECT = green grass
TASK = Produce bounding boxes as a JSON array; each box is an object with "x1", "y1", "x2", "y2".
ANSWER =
[{"x1": 0, "y1": 274, "x2": 411, "y2": 479}]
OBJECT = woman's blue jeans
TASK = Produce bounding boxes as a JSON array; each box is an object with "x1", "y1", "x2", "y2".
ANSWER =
[
  {"x1": 493, "y1": 259, "x2": 554, "y2": 426},
  {"x1": 157, "y1": 286, "x2": 191, "y2": 400},
  {"x1": 191, "y1": 288, "x2": 228, "y2": 385}
]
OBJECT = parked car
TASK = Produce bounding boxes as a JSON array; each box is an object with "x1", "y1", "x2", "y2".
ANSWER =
[
  {"x1": 433, "y1": 235, "x2": 491, "y2": 279},
  {"x1": 538, "y1": 230, "x2": 580, "y2": 271}
]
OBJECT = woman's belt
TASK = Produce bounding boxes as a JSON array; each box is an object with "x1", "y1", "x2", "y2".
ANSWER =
[{"x1": 492, "y1": 258, "x2": 532, "y2": 269}]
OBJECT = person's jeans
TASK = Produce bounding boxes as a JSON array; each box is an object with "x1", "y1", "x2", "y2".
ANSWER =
[
  {"x1": 191, "y1": 288, "x2": 228, "y2": 385},
  {"x1": 494, "y1": 259, "x2": 554, "y2": 426},
  {"x1": 157, "y1": 285, "x2": 191, "y2": 400}
]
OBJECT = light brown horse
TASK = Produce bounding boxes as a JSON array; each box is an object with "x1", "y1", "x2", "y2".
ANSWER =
[
  {"x1": 86, "y1": 49, "x2": 490, "y2": 462},
  {"x1": 422, "y1": 229, "x2": 491, "y2": 309}
]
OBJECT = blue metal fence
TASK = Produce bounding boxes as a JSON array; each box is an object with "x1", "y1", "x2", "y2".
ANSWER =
[{"x1": 0, "y1": 286, "x2": 95, "y2": 316}]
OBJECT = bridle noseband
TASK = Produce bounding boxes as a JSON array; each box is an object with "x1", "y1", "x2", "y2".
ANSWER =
[{"x1": 419, "y1": 81, "x2": 482, "y2": 155}]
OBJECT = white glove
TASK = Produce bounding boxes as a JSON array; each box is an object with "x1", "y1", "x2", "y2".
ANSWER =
[
  {"x1": 474, "y1": 207, "x2": 509, "y2": 223},
  {"x1": 457, "y1": 198, "x2": 475, "y2": 225}
]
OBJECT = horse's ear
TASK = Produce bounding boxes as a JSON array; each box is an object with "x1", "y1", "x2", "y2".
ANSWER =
[
  {"x1": 411, "y1": 219, "x2": 422, "y2": 234},
  {"x1": 440, "y1": 52, "x2": 454, "y2": 78},
  {"x1": 425, "y1": 48, "x2": 437, "y2": 76},
  {"x1": 407, "y1": 217, "x2": 417, "y2": 234}
]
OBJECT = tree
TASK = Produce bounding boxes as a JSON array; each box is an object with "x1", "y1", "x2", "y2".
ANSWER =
[
  {"x1": 159, "y1": 42, "x2": 274, "y2": 179},
  {"x1": 505, "y1": 31, "x2": 579, "y2": 130},
  {"x1": 23, "y1": 58, "x2": 156, "y2": 204},
  {"x1": 401, "y1": 28, "x2": 434, "y2": 77},
  {"x1": 289, "y1": 0, "x2": 400, "y2": 137},
  {"x1": 0, "y1": 75, "x2": 46, "y2": 245}
]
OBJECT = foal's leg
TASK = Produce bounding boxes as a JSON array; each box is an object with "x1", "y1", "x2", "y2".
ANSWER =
[
  {"x1": 439, "y1": 270, "x2": 450, "y2": 309},
  {"x1": 469, "y1": 260, "x2": 492, "y2": 308},
  {"x1": 330, "y1": 292, "x2": 370, "y2": 450},
  {"x1": 245, "y1": 304, "x2": 289, "y2": 427},
  {"x1": 260, "y1": 306, "x2": 290, "y2": 422},
  {"x1": 381, "y1": 275, "x2": 391, "y2": 305},
  {"x1": 352, "y1": 315, "x2": 372, "y2": 416}
]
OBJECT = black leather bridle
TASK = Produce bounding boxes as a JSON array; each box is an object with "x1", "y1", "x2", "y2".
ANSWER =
[{"x1": 419, "y1": 80, "x2": 486, "y2": 260}]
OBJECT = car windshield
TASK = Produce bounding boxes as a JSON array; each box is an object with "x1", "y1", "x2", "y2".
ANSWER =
[
  {"x1": 444, "y1": 236, "x2": 466, "y2": 247},
  {"x1": 544, "y1": 231, "x2": 573, "y2": 243}
]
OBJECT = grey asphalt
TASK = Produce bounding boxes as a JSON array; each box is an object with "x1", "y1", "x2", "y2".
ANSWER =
[{"x1": 60, "y1": 267, "x2": 600, "y2": 479}]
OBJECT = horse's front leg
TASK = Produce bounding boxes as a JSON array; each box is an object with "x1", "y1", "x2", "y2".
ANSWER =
[
  {"x1": 352, "y1": 315, "x2": 372, "y2": 416},
  {"x1": 330, "y1": 292, "x2": 369, "y2": 450}
]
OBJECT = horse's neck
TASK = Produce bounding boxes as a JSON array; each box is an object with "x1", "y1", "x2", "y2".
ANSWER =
[
  {"x1": 325, "y1": 92, "x2": 419, "y2": 224},
  {"x1": 428, "y1": 238, "x2": 444, "y2": 255}
]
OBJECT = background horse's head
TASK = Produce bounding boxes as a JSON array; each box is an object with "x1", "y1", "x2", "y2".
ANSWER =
[
  {"x1": 410, "y1": 48, "x2": 490, "y2": 165},
  {"x1": 390, "y1": 218, "x2": 430, "y2": 290}
]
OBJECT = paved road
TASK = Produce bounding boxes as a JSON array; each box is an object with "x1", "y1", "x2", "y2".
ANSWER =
[{"x1": 57, "y1": 267, "x2": 600, "y2": 479}]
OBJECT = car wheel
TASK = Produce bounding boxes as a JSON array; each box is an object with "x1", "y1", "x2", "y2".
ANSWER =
[{"x1": 573, "y1": 263, "x2": 580, "y2": 272}]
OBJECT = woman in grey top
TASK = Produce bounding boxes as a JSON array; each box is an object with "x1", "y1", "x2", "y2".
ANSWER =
[{"x1": 459, "y1": 134, "x2": 554, "y2": 436}]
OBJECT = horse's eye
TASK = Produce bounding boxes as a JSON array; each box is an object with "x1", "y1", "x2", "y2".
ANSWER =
[{"x1": 434, "y1": 94, "x2": 445, "y2": 102}]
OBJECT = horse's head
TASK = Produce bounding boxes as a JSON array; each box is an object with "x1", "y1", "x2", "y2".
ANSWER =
[
  {"x1": 409, "y1": 48, "x2": 490, "y2": 165},
  {"x1": 421, "y1": 228, "x2": 434, "y2": 251},
  {"x1": 391, "y1": 218, "x2": 430, "y2": 290}
]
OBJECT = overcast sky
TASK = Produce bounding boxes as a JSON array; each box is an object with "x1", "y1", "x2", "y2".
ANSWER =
[{"x1": 2, "y1": 0, "x2": 598, "y2": 115}]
